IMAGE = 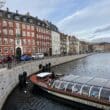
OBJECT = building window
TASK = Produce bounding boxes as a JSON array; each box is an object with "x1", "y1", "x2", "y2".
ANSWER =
[
  {"x1": 29, "y1": 19, "x2": 33, "y2": 23},
  {"x1": 4, "y1": 48, "x2": 8, "y2": 53},
  {"x1": 28, "y1": 39, "x2": 31, "y2": 45},
  {"x1": 37, "y1": 41, "x2": 39, "y2": 45},
  {"x1": 3, "y1": 29, "x2": 8, "y2": 35},
  {"x1": 10, "y1": 47, "x2": 14, "y2": 54},
  {"x1": 16, "y1": 28, "x2": 21, "y2": 36},
  {"x1": 23, "y1": 18, "x2": 27, "y2": 22},
  {"x1": 27, "y1": 32, "x2": 30, "y2": 37},
  {"x1": 23, "y1": 48, "x2": 26, "y2": 53},
  {"x1": 9, "y1": 39, "x2": 14, "y2": 44},
  {"x1": 9, "y1": 29, "x2": 14, "y2": 35},
  {"x1": 8, "y1": 22, "x2": 13, "y2": 28},
  {"x1": 36, "y1": 27, "x2": 38, "y2": 31},
  {"x1": 3, "y1": 38, "x2": 8, "y2": 44},
  {"x1": 31, "y1": 32, "x2": 35, "y2": 37},
  {"x1": 32, "y1": 48, "x2": 35, "y2": 53},
  {"x1": 22, "y1": 24, "x2": 26, "y2": 29},
  {"x1": 8, "y1": 22, "x2": 13, "y2": 27},
  {"x1": 32, "y1": 40, "x2": 35, "y2": 45},
  {"x1": 38, "y1": 22, "x2": 40, "y2": 26},
  {"x1": 16, "y1": 23, "x2": 20, "y2": 28},
  {"x1": 22, "y1": 39, "x2": 26, "y2": 45},
  {"x1": 31, "y1": 26, "x2": 34, "y2": 30},
  {"x1": 27, "y1": 25, "x2": 30, "y2": 30},
  {"x1": 3, "y1": 20, "x2": 7, "y2": 27},
  {"x1": 7, "y1": 14, "x2": 11, "y2": 19},
  {"x1": 27, "y1": 48, "x2": 31, "y2": 53},
  {"x1": 15, "y1": 16, "x2": 20, "y2": 20},
  {"x1": 22, "y1": 31, "x2": 26, "y2": 37}
]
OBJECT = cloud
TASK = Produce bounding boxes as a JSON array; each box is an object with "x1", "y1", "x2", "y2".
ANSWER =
[
  {"x1": 2, "y1": 0, "x2": 110, "y2": 42},
  {"x1": 94, "y1": 24, "x2": 110, "y2": 33},
  {"x1": 57, "y1": 0, "x2": 110, "y2": 41},
  {"x1": 3, "y1": 0, "x2": 64, "y2": 19}
]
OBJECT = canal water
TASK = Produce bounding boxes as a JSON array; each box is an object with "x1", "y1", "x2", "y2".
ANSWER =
[{"x1": 2, "y1": 53, "x2": 110, "y2": 110}]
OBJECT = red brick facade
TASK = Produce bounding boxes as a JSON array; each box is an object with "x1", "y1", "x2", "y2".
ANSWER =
[
  {"x1": 36, "y1": 25, "x2": 51, "y2": 56},
  {"x1": 0, "y1": 19, "x2": 15, "y2": 55},
  {"x1": 0, "y1": 10, "x2": 52, "y2": 56}
]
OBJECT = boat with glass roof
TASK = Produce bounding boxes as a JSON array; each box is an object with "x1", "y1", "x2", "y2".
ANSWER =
[{"x1": 30, "y1": 72, "x2": 110, "y2": 110}]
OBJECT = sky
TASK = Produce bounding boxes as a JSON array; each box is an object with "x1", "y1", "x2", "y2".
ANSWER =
[{"x1": 2, "y1": 0, "x2": 110, "y2": 42}]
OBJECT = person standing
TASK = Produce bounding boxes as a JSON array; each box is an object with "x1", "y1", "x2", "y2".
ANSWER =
[{"x1": 7, "y1": 55, "x2": 12, "y2": 69}]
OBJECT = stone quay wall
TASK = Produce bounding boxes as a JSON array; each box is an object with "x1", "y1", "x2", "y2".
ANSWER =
[{"x1": 0, "y1": 54, "x2": 91, "y2": 110}]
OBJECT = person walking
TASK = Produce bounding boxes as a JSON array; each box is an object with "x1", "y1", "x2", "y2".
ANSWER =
[{"x1": 7, "y1": 55, "x2": 12, "y2": 69}]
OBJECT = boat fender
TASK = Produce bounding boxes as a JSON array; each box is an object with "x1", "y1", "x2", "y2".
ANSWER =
[{"x1": 23, "y1": 71, "x2": 27, "y2": 87}]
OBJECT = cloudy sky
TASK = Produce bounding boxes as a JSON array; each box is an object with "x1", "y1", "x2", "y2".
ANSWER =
[{"x1": 2, "y1": 0, "x2": 110, "y2": 41}]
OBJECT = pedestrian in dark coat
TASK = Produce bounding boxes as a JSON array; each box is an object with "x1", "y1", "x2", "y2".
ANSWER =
[{"x1": 7, "y1": 55, "x2": 12, "y2": 69}]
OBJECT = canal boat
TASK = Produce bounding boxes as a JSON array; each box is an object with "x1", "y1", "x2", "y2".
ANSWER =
[{"x1": 30, "y1": 72, "x2": 110, "y2": 110}]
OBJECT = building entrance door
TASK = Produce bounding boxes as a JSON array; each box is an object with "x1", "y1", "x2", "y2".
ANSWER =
[
  {"x1": 49, "y1": 48, "x2": 52, "y2": 56},
  {"x1": 16, "y1": 47, "x2": 21, "y2": 60}
]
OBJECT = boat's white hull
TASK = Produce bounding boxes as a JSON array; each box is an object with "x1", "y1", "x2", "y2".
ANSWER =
[{"x1": 43, "y1": 88, "x2": 110, "y2": 110}]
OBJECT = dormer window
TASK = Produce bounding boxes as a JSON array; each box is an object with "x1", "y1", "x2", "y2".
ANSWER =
[
  {"x1": 15, "y1": 16, "x2": 20, "y2": 20},
  {"x1": 42, "y1": 23, "x2": 45, "y2": 27},
  {"x1": 38, "y1": 22, "x2": 40, "y2": 26},
  {"x1": 7, "y1": 14, "x2": 11, "y2": 19},
  {"x1": 29, "y1": 19, "x2": 33, "y2": 23},
  {"x1": 23, "y1": 18, "x2": 27, "y2": 22}
]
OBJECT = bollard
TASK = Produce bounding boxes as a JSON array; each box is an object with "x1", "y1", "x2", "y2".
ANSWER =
[
  {"x1": 51, "y1": 71, "x2": 55, "y2": 79},
  {"x1": 18, "y1": 74, "x2": 24, "y2": 89},
  {"x1": 18, "y1": 71, "x2": 27, "y2": 90},
  {"x1": 39, "y1": 64, "x2": 43, "y2": 70},
  {"x1": 45, "y1": 64, "x2": 48, "y2": 72},
  {"x1": 23, "y1": 71, "x2": 27, "y2": 87},
  {"x1": 48, "y1": 63, "x2": 51, "y2": 72},
  {"x1": 42, "y1": 66, "x2": 46, "y2": 72},
  {"x1": 48, "y1": 62, "x2": 51, "y2": 67}
]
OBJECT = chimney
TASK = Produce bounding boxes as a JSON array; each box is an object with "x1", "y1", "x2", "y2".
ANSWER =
[
  {"x1": 26, "y1": 12, "x2": 30, "y2": 16},
  {"x1": 6, "y1": 8, "x2": 9, "y2": 12},
  {"x1": 35, "y1": 16, "x2": 38, "y2": 19},
  {"x1": 16, "y1": 10, "x2": 18, "y2": 14}
]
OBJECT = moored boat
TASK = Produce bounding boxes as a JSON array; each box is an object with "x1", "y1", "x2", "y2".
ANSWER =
[{"x1": 30, "y1": 72, "x2": 110, "y2": 110}]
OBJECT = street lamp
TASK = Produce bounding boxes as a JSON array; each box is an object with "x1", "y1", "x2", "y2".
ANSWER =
[{"x1": 0, "y1": 0, "x2": 6, "y2": 9}]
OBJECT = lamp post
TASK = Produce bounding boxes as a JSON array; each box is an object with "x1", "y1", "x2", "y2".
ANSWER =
[{"x1": 0, "y1": 0, "x2": 6, "y2": 9}]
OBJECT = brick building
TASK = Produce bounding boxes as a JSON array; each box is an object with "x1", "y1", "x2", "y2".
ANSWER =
[
  {"x1": 0, "y1": 9, "x2": 52, "y2": 57},
  {"x1": 36, "y1": 20, "x2": 51, "y2": 56},
  {"x1": 93, "y1": 42, "x2": 110, "y2": 52}
]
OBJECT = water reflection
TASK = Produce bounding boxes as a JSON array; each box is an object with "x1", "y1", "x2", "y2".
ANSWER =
[{"x1": 52, "y1": 53, "x2": 110, "y2": 79}]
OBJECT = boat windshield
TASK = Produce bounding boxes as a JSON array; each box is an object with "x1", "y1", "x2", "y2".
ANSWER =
[
  {"x1": 100, "y1": 88, "x2": 110, "y2": 102},
  {"x1": 51, "y1": 77, "x2": 110, "y2": 103}
]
